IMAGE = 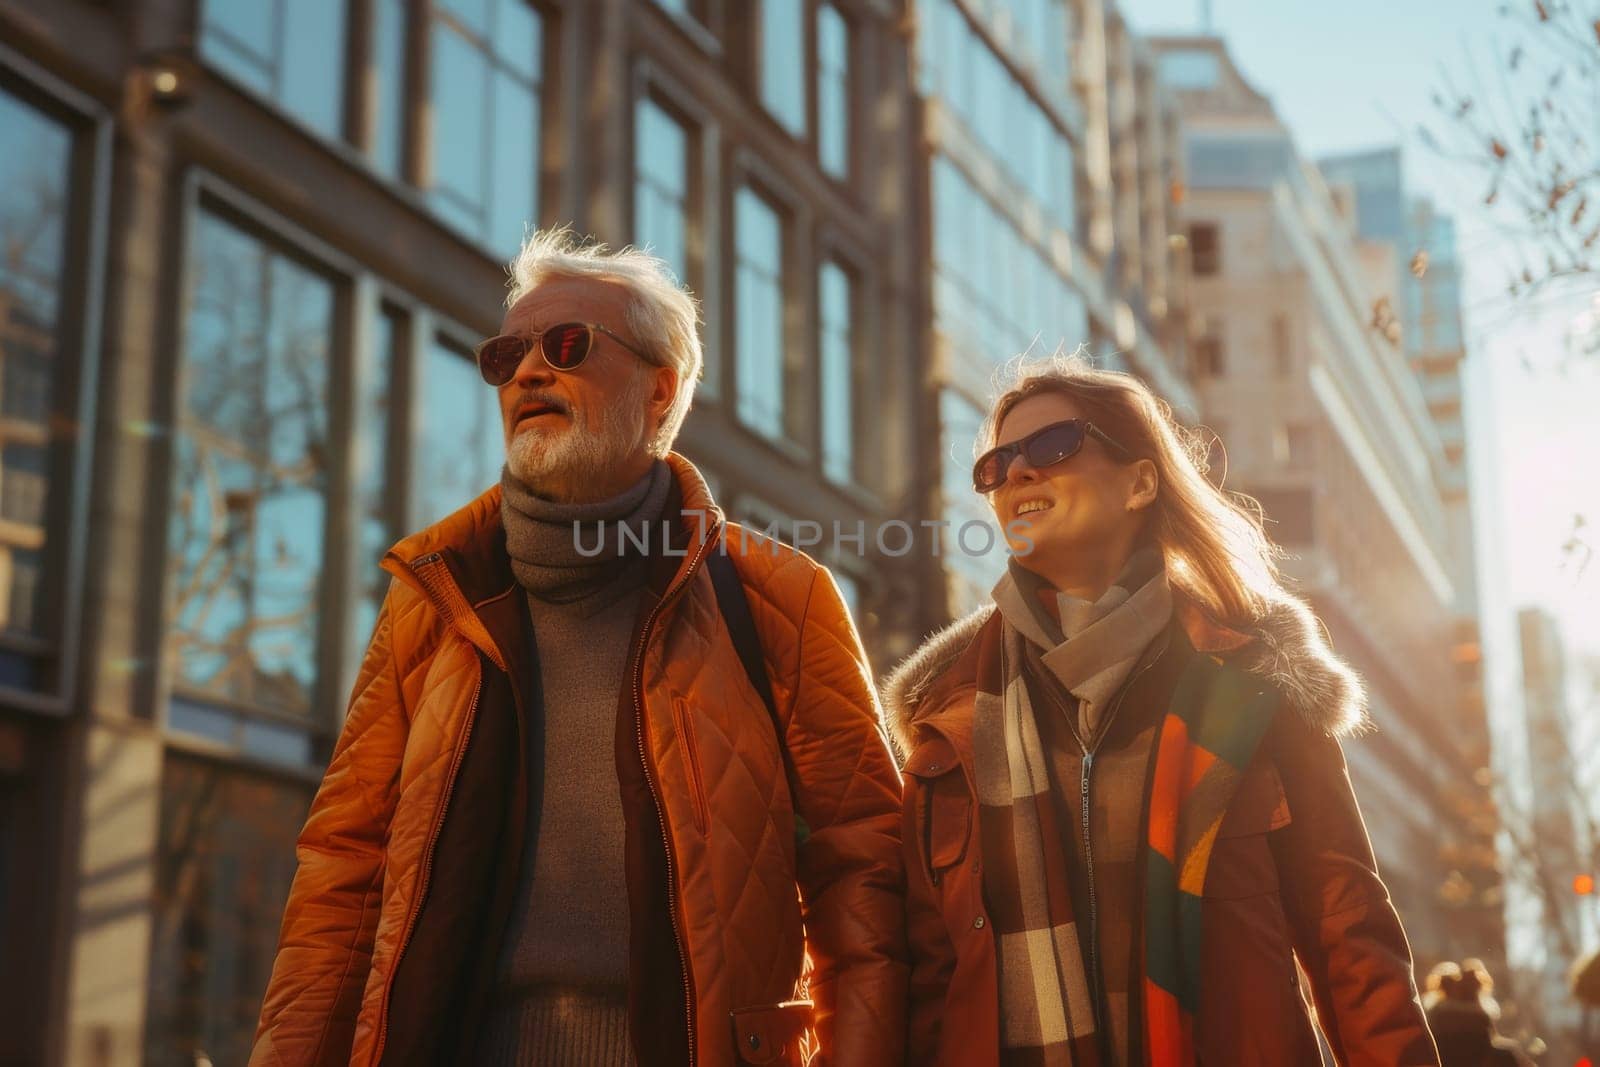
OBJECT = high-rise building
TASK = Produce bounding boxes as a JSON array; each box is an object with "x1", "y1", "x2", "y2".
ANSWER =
[
  {"x1": 0, "y1": 1, "x2": 929, "y2": 1062},
  {"x1": 1318, "y1": 140, "x2": 1503, "y2": 968},
  {"x1": 911, "y1": 0, "x2": 1194, "y2": 616},
  {"x1": 1149, "y1": 35, "x2": 1505, "y2": 973},
  {"x1": 1514, "y1": 606, "x2": 1596, "y2": 1060}
]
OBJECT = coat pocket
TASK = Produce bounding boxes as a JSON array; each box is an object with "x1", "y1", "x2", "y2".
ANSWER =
[
  {"x1": 904, "y1": 737, "x2": 971, "y2": 885},
  {"x1": 671, "y1": 695, "x2": 711, "y2": 835},
  {"x1": 730, "y1": 999, "x2": 814, "y2": 1065},
  {"x1": 1205, "y1": 763, "x2": 1289, "y2": 899}
]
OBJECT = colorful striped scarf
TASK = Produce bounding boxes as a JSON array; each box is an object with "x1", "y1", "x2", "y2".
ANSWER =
[{"x1": 1141, "y1": 655, "x2": 1281, "y2": 1064}]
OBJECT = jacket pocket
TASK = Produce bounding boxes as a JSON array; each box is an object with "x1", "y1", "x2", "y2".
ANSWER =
[
  {"x1": 730, "y1": 999, "x2": 814, "y2": 1065},
  {"x1": 1205, "y1": 763, "x2": 1289, "y2": 900},
  {"x1": 904, "y1": 737, "x2": 971, "y2": 885},
  {"x1": 671, "y1": 695, "x2": 710, "y2": 835}
]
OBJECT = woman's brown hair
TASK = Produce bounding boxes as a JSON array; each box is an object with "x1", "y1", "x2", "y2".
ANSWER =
[{"x1": 980, "y1": 350, "x2": 1285, "y2": 629}]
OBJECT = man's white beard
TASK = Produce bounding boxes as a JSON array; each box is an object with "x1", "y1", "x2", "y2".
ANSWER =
[{"x1": 505, "y1": 372, "x2": 652, "y2": 501}]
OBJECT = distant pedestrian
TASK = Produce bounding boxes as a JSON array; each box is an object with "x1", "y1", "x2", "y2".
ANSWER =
[{"x1": 1423, "y1": 959, "x2": 1535, "y2": 1067}]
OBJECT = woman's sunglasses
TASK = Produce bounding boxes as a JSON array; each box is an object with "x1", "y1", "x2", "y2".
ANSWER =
[
  {"x1": 972, "y1": 418, "x2": 1133, "y2": 493},
  {"x1": 474, "y1": 321, "x2": 654, "y2": 386}
]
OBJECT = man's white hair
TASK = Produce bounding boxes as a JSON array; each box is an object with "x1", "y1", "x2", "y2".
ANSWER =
[{"x1": 505, "y1": 227, "x2": 702, "y2": 456}]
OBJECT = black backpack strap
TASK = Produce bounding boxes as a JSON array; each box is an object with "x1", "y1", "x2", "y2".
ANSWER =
[
  {"x1": 707, "y1": 549, "x2": 809, "y2": 845},
  {"x1": 707, "y1": 549, "x2": 779, "y2": 724}
]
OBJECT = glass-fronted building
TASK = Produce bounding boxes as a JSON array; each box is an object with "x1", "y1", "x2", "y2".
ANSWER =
[{"x1": 911, "y1": 0, "x2": 1194, "y2": 616}]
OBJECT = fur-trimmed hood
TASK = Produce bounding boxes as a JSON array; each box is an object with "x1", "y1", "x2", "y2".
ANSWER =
[{"x1": 879, "y1": 596, "x2": 1369, "y2": 759}]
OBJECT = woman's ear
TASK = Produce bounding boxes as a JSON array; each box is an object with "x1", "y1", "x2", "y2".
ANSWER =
[{"x1": 1127, "y1": 458, "x2": 1159, "y2": 512}]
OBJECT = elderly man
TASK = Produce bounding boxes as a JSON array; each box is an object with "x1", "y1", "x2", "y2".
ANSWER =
[{"x1": 250, "y1": 230, "x2": 907, "y2": 1066}]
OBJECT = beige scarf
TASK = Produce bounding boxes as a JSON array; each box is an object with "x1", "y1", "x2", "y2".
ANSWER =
[{"x1": 993, "y1": 547, "x2": 1173, "y2": 740}]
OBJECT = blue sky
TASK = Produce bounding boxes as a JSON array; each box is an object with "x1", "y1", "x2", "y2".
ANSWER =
[{"x1": 1120, "y1": 0, "x2": 1600, "y2": 688}]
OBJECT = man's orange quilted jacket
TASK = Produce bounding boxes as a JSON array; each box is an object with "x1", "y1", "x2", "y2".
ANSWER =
[{"x1": 249, "y1": 453, "x2": 908, "y2": 1066}]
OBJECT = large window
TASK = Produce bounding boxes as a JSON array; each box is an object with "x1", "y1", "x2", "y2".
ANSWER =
[
  {"x1": 918, "y1": 0, "x2": 1075, "y2": 235},
  {"x1": 939, "y1": 390, "x2": 1005, "y2": 615},
  {"x1": 0, "y1": 83, "x2": 95, "y2": 700},
  {"x1": 634, "y1": 96, "x2": 691, "y2": 285},
  {"x1": 0, "y1": 89, "x2": 70, "y2": 667},
  {"x1": 818, "y1": 261, "x2": 854, "y2": 484},
  {"x1": 1194, "y1": 328, "x2": 1225, "y2": 377},
  {"x1": 1157, "y1": 49, "x2": 1221, "y2": 91},
  {"x1": 198, "y1": 0, "x2": 548, "y2": 260},
  {"x1": 417, "y1": 339, "x2": 503, "y2": 527},
  {"x1": 427, "y1": 0, "x2": 543, "y2": 258},
  {"x1": 931, "y1": 156, "x2": 1088, "y2": 369},
  {"x1": 734, "y1": 188, "x2": 787, "y2": 441},
  {"x1": 168, "y1": 211, "x2": 335, "y2": 723},
  {"x1": 1252, "y1": 486, "x2": 1316, "y2": 545},
  {"x1": 1189, "y1": 221, "x2": 1220, "y2": 275},
  {"x1": 369, "y1": 0, "x2": 410, "y2": 178},
  {"x1": 167, "y1": 184, "x2": 516, "y2": 759},
  {"x1": 199, "y1": 0, "x2": 349, "y2": 139},
  {"x1": 760, "y1": 0, "x2": 807, "y2": 136},
  {"x1": 353, "y1": 304, "x2": 405, "y2": 647},
  {"x1": 1272, "y1": 313, "x2": 1292, "y2": 376},
  {"x1": 817, "y1": 4, "x2": 850, "y2": 179},
  {"x1": 144, "y1": 754, "x2": 313, "y2": 1067}
]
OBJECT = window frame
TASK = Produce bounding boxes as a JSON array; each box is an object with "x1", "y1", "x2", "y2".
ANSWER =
[
  {"x1": 630, "y1": 63, "x2": 722, "y2": 398},
  {"x1": 745, "y1": 0, "x2": 859, "y2": 194},
  {"x1": 153, "y1": 175, "x2": 504, "y2": 773},
  {"x1": 726, "y1": 154, "x2": 810, "y2": 459},
  {"x1": 196, "y1": 0, "x2": 356, "y2": 144},
  {"x1": 1271, "y1": 312, "x2": 1293, "y2": 377},
  {"x1": 154, "y1": 176, "x2": 360, "y2": 766},
  {"x1": 755, "y1": 0, "x2": 810, "y2": 140},
  {"x1": 647, "y1": 0, "x2": 729, "y2": 53},
  {"x1": 814, "y1": 225, "x2": 879, "y2": 500},
  {"x1": 1189, "y1": 220, "x2": 1220, "y2": 275},
  {"x1": 420, "y1": 0, "x2": 552, "y2": 259},
  {"x1": 813, "y1": 0, "x2": 854, "y2": 186},
  {"x1": 0, "y1": 44, "x2": 112, "y2": 717},
  {"x1": 1194, "y1": 320, "x2": 1225, "y2": 378}
]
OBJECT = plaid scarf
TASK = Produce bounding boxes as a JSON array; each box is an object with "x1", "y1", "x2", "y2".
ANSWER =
[
  {"x1": 978, "y1": 556, "x2": 1171, "y2": 1066},
  {"x1": 975, "y1": 562, "x2": 1282, "y2": 1067}
]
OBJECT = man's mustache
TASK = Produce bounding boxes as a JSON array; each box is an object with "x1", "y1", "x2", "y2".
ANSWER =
[{"x1": 507, "y1": 391, "x2": 572, "y2": 423}]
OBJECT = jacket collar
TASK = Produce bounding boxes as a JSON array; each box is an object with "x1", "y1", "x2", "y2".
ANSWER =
[
  {"x1": 880, "y1": 592, "x2": 1369, "y2": 760},
  {"x1": 380, "y1": 451, "x2": 723, "y2": 668}
]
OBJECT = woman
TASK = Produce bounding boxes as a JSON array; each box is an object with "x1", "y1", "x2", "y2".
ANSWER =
[
  {"x1": 883, "y1": 356, "x2": 1438, "y2": 1066},
  {"x1": 1423, "y1": 961, "x2": 1534, "y2": 1066}
]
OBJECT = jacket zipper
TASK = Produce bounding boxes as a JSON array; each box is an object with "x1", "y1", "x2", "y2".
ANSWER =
[
  {"x1": 631, "y1": 523, "x2": 721, "y2": 1067},
  {"x1": 371, "y1": 551, "x2": 485, "y2": 1066},
  {"x1": 1065, "y1": 651, "x2": 1160, "y2": 1033}
]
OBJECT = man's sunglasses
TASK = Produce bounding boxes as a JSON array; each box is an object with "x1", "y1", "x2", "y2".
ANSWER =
[
  {"x1": 474, "y1": 321, "x2": 654, "y2": 386},
  {"x1": 972, "y1": 418, "x2": 1133, "y2": 493}
]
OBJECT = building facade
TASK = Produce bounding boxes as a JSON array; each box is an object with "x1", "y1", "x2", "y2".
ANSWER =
[
  {"x1": 1150, "y1": 36, "x2": 1505, "y2": 976},
  {"x1": 911, "y1": 0, "x2": 1194, "y2": 616},
  {"x1": 0, "y1": 0, "x2": 928, "y2": 1062},
  {"x1": 1515, "y1": 607, "x2": 1597, "y2": 1060}
]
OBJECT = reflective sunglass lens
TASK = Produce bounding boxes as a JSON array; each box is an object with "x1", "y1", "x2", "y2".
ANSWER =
[
  {"x1": 478, "y1": 336, "x2": 527, "y2": 386},
  {"x1": 540, "y1": 323, "x2": 592, "y2": 369},
  {"x1": 1025, "y1": 422, "x2": 1085, "y2": 468},
  {"x1": 974, "y1": 449, "x2": 1009, "y2": 492}
]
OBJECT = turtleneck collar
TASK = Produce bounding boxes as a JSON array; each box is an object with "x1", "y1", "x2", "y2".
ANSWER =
[{"x1": 500, "y1": 459, "x2": 673, "y2": 612}]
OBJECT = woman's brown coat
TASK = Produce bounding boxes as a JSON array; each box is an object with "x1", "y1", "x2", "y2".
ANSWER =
[{"x1": 882, "y1": 599, "x2": 1440, "y2": 1067}]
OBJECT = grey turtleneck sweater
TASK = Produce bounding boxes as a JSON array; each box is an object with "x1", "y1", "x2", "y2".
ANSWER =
[{"x1": 477, "y1": 460, "x2": 672, "y2": 1067}]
